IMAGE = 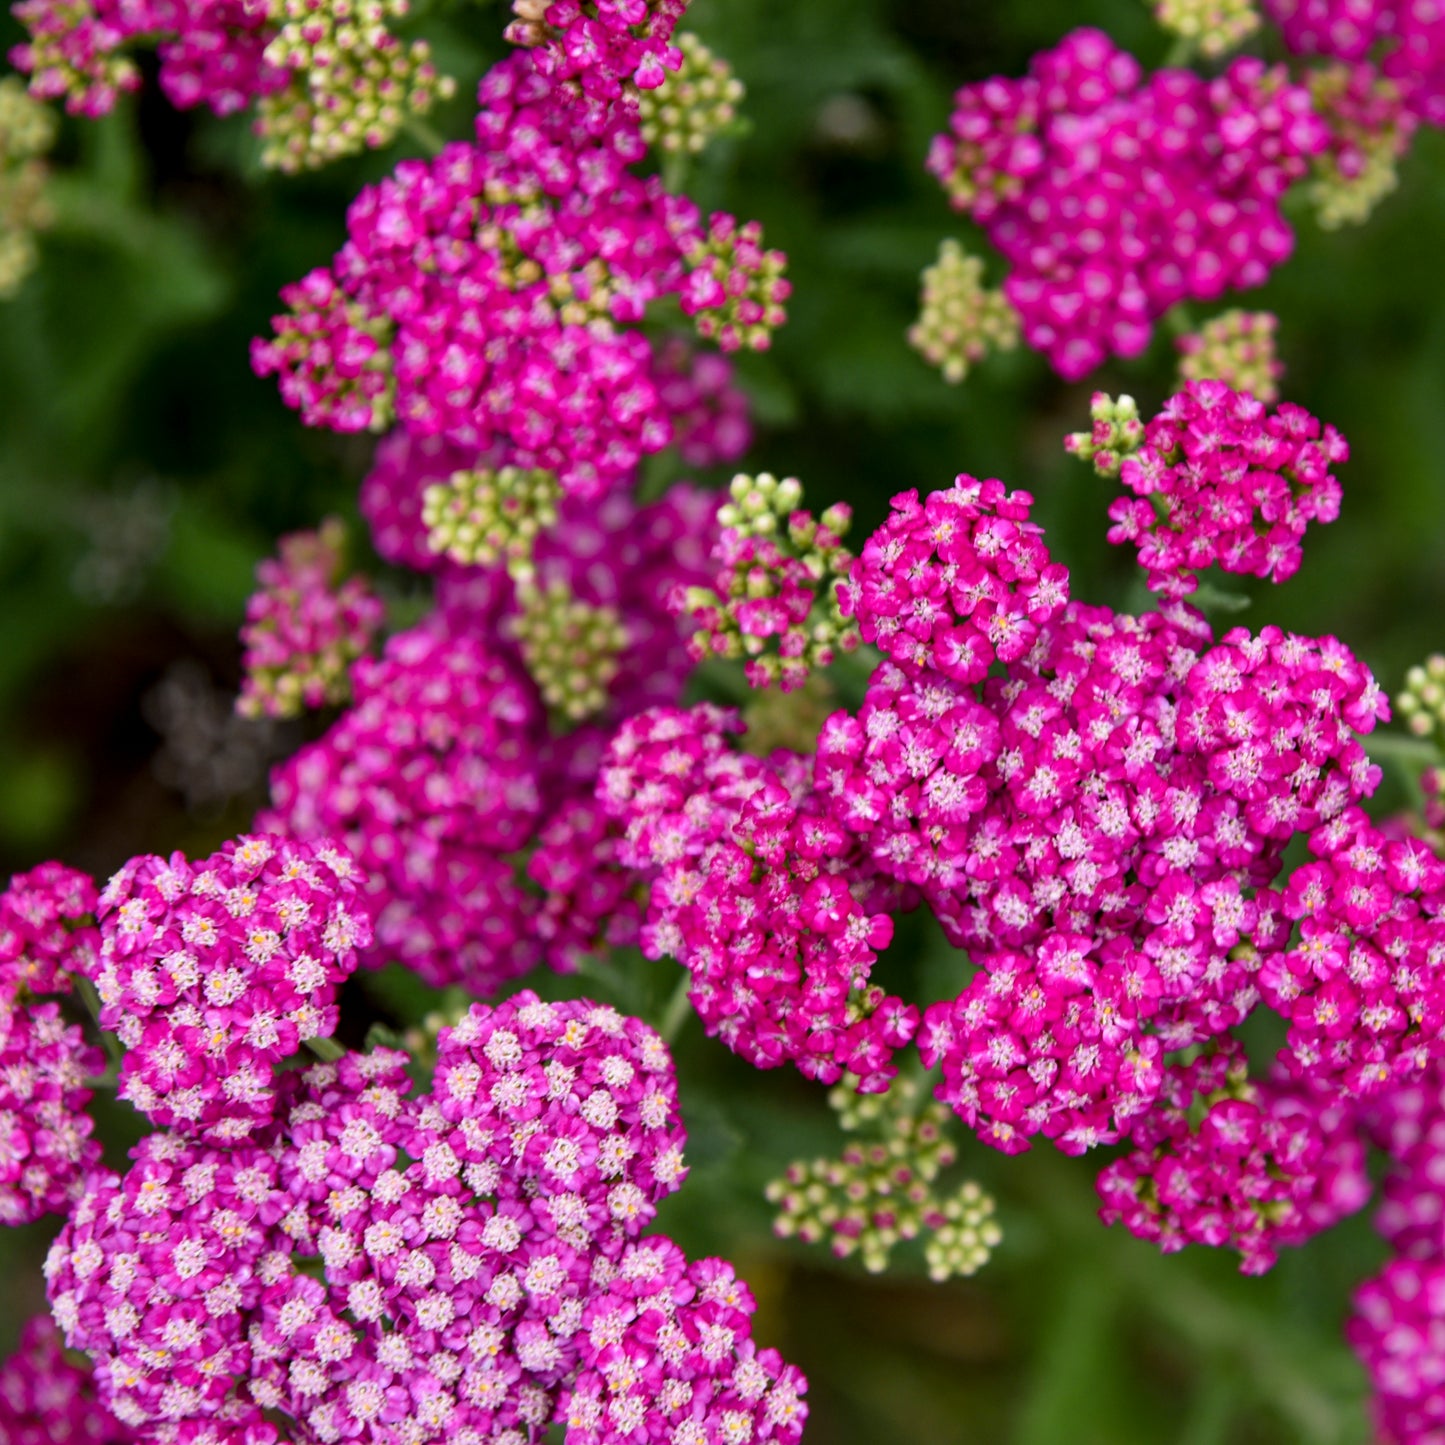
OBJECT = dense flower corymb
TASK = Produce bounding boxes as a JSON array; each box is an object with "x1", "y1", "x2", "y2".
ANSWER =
[{"x1": 94, "y1": 833, "x2": 371, "y2": 1141}]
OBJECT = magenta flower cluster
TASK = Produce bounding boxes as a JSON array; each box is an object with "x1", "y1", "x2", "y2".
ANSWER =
[
  {"x1": 43, "y1": 992, "x2": 807, "y2": 1444},
  {"x1": 926, "y1": 28, "x2": 1326, "y2": 378},
  {"x1": 238, "y1": 519, "x2": 385, "y2": 719},
  {"x1": 0, "y1": 861, "x2": 104, "y2": 1225},
  {"x1": 11, "y1": 0, "x2": 276, "y2": 119},
  {"x1": 1103, "y1": 380, "x2": 1347, "y2": 596},
  {"x1": 253, "y1": 50, "x2": 786, "y2": 500},
  {"x1": 0, "y1": 1314, "x2": 132, "y2": 1444},
  {"x1": 93, "y1": 834, "x2": 372, "y2": 1142},
  {"x1": 1097, "y1": 1040, "x2": 1370, "y2": 1272},
  {"x1": 1266, "y1": 0, "x2": 1445, "y2": 125}
]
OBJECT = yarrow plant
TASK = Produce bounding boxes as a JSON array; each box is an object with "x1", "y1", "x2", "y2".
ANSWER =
[{"x1": 8, "y1": 0, "x2": 1445, "y2": 1440}]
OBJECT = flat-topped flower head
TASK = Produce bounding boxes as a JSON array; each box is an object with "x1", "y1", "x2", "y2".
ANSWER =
[
  {"x1": 94, "y1": 833, "x2": 371, "y2": 1141},
  {"x1": 839, "y1": 474, "x2": 1069, "y2": 685},
  {"x1": 1105, "y1": 380, "x2": 1348, "y2": 596},
  {"x1": 0, "y1": 859, "x2": 98, "y2": 996},
  {"x1": 238, "y1": 518, "x2": 384, "y2": 720},
  {"x1": 927, "y1": 29, "x2": 1325, "y2": 377},
  {"x1": 0, "y1": 1313, "x2": 133, "y2": 1443}
]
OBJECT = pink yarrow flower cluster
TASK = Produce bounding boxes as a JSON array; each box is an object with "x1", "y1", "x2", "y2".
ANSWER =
[
  {"x1": 1265, "y1": 0, "x2": 1445, "y2": 125},
  {"x1": 1103, "y1": 380, "x2": 1347, "y2": 597},
  {"x1": 597, "y1": 705, "x2": 918, "y2": 1091},
  {"x1": 94, "y1": 834, "x2": 371, "y2": 1142},
  {"x1": 43, "y1": 993, "x2": 806, "y2": 1444},
  {"x1": 238, "y1": 518, "x2": 385, "y2": 719},
  {"x1": 1097, "y1": 1040, "x2": 1370, "y2": 1272},
  {"x1": 0, "y1": 861, "x2": 104, "y2": 1224},
  {"x1": 254, "y1": 51, "x2": 786, "y2": 500},
  {"x1": 926, "y1": 28, "x2": 1327, "y2": 378},
  {"x1": 0, "y1": 1314, "x2": 133, "y2": 1444}
]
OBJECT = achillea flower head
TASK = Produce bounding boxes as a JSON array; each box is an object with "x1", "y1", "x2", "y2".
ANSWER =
[
  {"x1": 1399, "y1": 652, "x2": 1445, "y2": 745},
  {"x1": 238, "y1": 518, "x2": 385, "y2": 720},
  {"x1": 637, "y1": 30, "x2": 743, "y2": 156},
  {"x1": 259, "y1": 55, "x2": 788, "y2": 499},
  {"x1": 677, "y1": 472, "x2": 860, "y2": 692},
  {"x1": 1064, "y1": 392, "x2": 1145, "y2": 478},
  {"x1": 0, "y1": 78, "x2": 54, "y2": 298},
  {"x1": 766, "y1": 1072, "x2": 1001, "y2": 1278},
  {"x1": 598, "y1": 706, "x2": 917, "y2": 1091},
  {"x1": 1097, "y1": 1041, "x2": 1370, "y2": 1272},
  {"x1": 0, "y1": 859, "x2": 99, "y2": 996},
  {"x1": 565, "y1": 1239, "x2": 809, "y2": 1445},
  {"x1": 0, "y1": 1314, "x2": 133, "y2": 1443},
  {"x1": 927, "y1": 29, "x2": 1326, "y2": 378},
  {"x1": 46, "y1": 995, "x2": 804, "y2": 1443},
  {"x1": 652, "y1": 338, "x2": 752, "y2": 467},
  {"x1": 0, "y1": 861, "x2": 103, "y2": 1224},
  {"x1": 907, "y1": 238, "x2": 1019, "y2": 385},
  {"x1": 423, "y1": 464, "x2": 562, "y2": 573},
  {"x1": 1104, "y1": 380, "x2": 1348, "y2": 596},
  {"x1": 0, "y1": 994, "x2": 104, "y2": 1223},
  {"x1": 94, "y1": 833, "x2": 371, "y2": 1141},
  {"x1": 679, "y1": 212, "x2": 791, "y2": 353},
  {"x1": 503, "y1": 0, "x2": 688, "y2": 128},
  {"x1": 511, "y1": 575, "x2": 627, "y2": 722},
  {"x1": 250, "y1": 268, "x2": 396, "y2": 434},
  {"x1": 1263, "y1": 0, "x2": 1389, "y2": 61},
  {"x1": 1308, "y1": 62, "x2": 1417, "y2": 227},
  {"x1": 262, "y1": 627, "x2": 546, "y2": 993},
  {"x1": 1350, "y1": 1257, "x2": 1445, "y2": 1444},
  {"x1": 1175, "y1": 310, "x2": 1285, "y2": 404},
  {"x1": 838, "y1": 474, "x2": 1069, "y2": 685},
  {"x1": 1254, "y1": 811, "x2": 1445, "y2": 1099},
  {"x1": 1155, "y1": 0, "x2": 1262, "y2": 55}
]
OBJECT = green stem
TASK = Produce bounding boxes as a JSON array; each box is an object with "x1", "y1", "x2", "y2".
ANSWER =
[
  {"x1": 404, "y1": 116, "x2": 447, "y2": 156},
  {"x1": 305, "y1": 1035, "x2": 347, "y2": 1063},
  {"x1": 1364, "y1": 731, "x2": 1440, "y2": 767},
  {"x1": 662, "y1": 150, "x2": 690, "y2": 195},
  {"x1": 73, "y1": 974, "x2": 123, "y2": 1070},
  {"x1": 657, "y1": 971, "x2": 694, "y2": 1045},
  {"x1": 1163, "y1": 36, "x2": 1198, "y2": 68}
]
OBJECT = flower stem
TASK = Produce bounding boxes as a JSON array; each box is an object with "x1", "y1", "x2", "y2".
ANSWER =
[
  {"x1": 73, "y1": 974, "x2": 123, "y2": 1071},
  {"x1": 305, "y1": 1035, "x2": 347, "y2": 1063},
  {"x1": 404, "y1": 117, "x2": 446, "y2": 157},
  {"x1": 658, "y1": 971, "x2": 693, "y2": 1045}
]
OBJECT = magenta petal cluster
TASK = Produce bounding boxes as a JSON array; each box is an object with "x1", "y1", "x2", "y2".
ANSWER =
[
  {"x1": 0, "y1": 858, "x2": 99, "y2": 995},
  {"x1": 838, "y1": 475, "x2": 1069, "y2": 684},
  {"x1": 0, "y1": 1313, "x2": 133, "y2": 1443},
  {"x1": 254, "y1": 52, "x2": 785, "y2": 500},
  {"x1": 927, "y1": 28, "x2": 1326, "y2": 378},
  {"x1": 238, "y1": 519, "x2": 385, "y2": 719},
  {"x1": 44, "y1": 994, "x2": 806, "y2": 1443},
  {"x1": 598, "y1": 705, "x2": 917, "y2": 1091},
  {"x1": 1097, "y1": 1042, "x2": 1370, "y2": 1272},
  {"x1": 94, "y1": 834, "x2": 371, "y2": 1141},
  {"x1": 0, "y1": 860, "x2": 104, "y2": 1224},
  {"x1": 1106, "y1": 380, "x2": 1348, "y2": 597}
]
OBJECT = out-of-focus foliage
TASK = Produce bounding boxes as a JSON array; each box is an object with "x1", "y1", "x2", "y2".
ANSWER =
[{"x1": 0, "y1": 0, "x2": 1441, "y2": 1439}]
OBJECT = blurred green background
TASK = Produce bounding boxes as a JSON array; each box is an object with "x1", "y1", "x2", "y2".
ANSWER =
[{"x1": 1, "y1": 0, "x2": 1441, "y2": 1438}]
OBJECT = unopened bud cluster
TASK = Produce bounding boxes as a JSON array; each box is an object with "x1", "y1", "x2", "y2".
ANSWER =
[
  {"x1": 1153, "y1": 0, "x2": 1260, "y2": 59},
  {"x1": 257, "y1": 0, "x2": 455, "y2": 173},
  {"x1": 0, "y1": 78, "x2": 55, "y2": 298},
  {"x1": 1308, "y1": 64, "x2": 1416, "y2": 231},
  {"x1": 678, "y1": 472, "x2": 860, "y2": 692},
  {"x1": 638, "y1": 31, "x2": 743, "y2": 156},
  {"x1": 1176, "y1": 309, "x2": 1284, "y2": 404},
  {"x1": 679, "y1": 213, "x2": 791, "y2": 353},
  {"x1": 908, "y1": 238, "x2": 1019, "y2": 384},
  {"x1": 1064, "y1": 392, "x2": 1144, "y2": 478},
  {"x1": 766, "y1": 1073, "x2": 1002, "y2": 1280},
  {"x1": 1399, "y1": 656, "x2": 1445, "y2": 749},
  {"x1": 422, "y1": 464, "x2": 561, "y2": 574},
  {"x1": 511, "y1": 577, "x2": 626, "y2": 722}
]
